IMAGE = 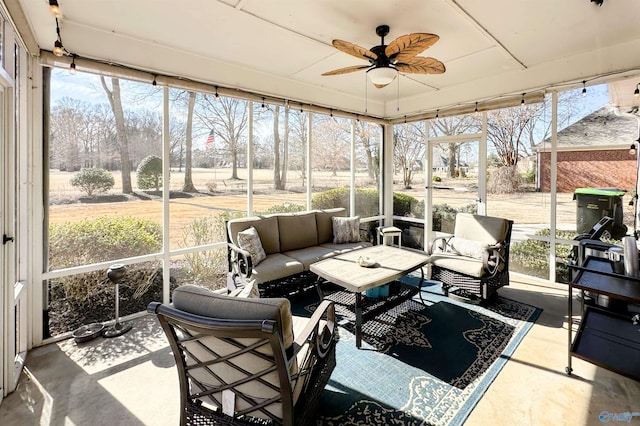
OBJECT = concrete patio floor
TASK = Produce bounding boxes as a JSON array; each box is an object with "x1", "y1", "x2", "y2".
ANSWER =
[{"x1": 1, "y1": 274, "x2": 639, "y2": 425}]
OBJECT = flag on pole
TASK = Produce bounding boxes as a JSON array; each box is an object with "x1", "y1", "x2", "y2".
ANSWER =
[{"x1": 205, "y1": 128, "x2": 215, "y2": 150}]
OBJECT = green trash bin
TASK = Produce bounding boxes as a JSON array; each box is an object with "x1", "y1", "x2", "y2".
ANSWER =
[{"x1": 573, "y1": 187, "x2": 627, "y2": 239}]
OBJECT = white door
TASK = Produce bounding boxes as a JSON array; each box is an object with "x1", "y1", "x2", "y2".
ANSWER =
[
  {"x1": 424, "y1": 119, "x2": 487, "y2": 246},
  {"x1": 0, "y1": 71, "x2": 19, "y2": 402}
]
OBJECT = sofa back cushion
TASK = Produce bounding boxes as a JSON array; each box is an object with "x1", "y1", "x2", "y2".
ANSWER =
[
  {"x1": 315, "y1": 208, "x2": 346, "y2": 244},
  {"x1": 278, "y1": 212, "x2": 318, "y2": 252},
  {"x1": 228, "y1": 216, "x2": 280, "y2": 254},
  {"x1": 454, "y1": 213, "x2": 509, "y2": 245}
]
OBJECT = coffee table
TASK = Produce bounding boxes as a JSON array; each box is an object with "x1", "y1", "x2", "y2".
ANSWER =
[{"x1": 310, "y1": 245, "x2": 430, "y2": 348}]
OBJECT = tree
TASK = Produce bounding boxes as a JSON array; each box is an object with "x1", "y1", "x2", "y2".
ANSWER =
[
  {"x1": 486, "y1": 89, "x2": 586, "y2": 167},
  {"x1": 288, "y1": 111, "x2": 308, "y2": 186},
  {"x1": 137, "y1": 155, "x2": 163, "y2": 191},
  {"x1": 393, "y1": 122, "x2": 426, "y2": 189},
  {"x1": 429, "y1": 116, "x2": 480, "y2": 178},
  {"x1": 70, "y1": 168, "x2": 115, "y2": 196},
  {"x1": 486, "y1": 106, "x2": 534, "y2": 167},
  {"x1": 183, "y1": 91, "x2": 197, "y2": 192},
  {"x1": 270, "y1": 105, "x2": 290, "y2": 190},
  {"x1": 312, "y1": 116, "x2": 349, "y2": 176},
  {"x1": 100, "y1": 77, "x2": 133, "y2": 194},
  {"x1": 194, "y1": 95, "x2": 248, "y2": 180},
  {"x1": 355, "y1": 121, "x2": 380, "y2": 183}
]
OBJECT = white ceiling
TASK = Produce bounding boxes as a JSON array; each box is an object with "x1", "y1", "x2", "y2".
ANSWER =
[{"x1": 16, "y1": 0, "x2": 640, "y2": 118}]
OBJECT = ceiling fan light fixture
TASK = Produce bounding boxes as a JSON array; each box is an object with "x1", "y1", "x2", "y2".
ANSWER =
[{"x1": 367, "y1": 66, "x2": 397, "y2": 86}]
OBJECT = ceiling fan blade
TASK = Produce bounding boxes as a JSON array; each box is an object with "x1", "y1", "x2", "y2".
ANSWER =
[
  {"x1": 386, "y1": 33, "x2": 439, "y2": 62},
  {"x1": 396, "y1": 57, "x2": 446, "y2": 74},
  {"x1": 322, "y1": 64, "x2": 371, "y2": 76},
  {"x1": 332, "y1": 39, "x2": 378, "y2": 61}
]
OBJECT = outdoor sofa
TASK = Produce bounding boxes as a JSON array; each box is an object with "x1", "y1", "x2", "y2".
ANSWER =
[{"x1": 226, "y1": 208, "x2": 372, "y2": 297}]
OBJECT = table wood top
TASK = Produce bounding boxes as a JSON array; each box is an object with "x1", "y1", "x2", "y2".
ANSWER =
[{"x1": 310, "y1": 245, "x2": 430, "y2": 293}]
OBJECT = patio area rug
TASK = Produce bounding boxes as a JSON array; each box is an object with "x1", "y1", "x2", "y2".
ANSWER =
[{"x1": 291, "y1": 279, "x2": 542, "y2": 426}]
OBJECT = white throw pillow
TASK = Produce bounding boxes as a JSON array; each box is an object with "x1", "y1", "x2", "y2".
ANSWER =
[
  {"x1": 332, "y1": 216, "x2": 360, "y2": 244},
  {"x1": 447, "y1": 237, "x2": 488, "y2": 260},
  {"x1": 237, "y1": 226, "x2": 267, "y2": 266}
]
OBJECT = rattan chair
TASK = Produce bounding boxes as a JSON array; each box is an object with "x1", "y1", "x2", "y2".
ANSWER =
[
  {"x1": 428, "y1": 213, "x2": 513, "y2": 302},
  {"x1": 148, "y1": 285, "x2": 336, "y2": 426}
]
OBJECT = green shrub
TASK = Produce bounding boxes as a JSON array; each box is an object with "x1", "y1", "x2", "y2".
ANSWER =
[
  {"x1": 137, "y1": 155, "x2": 163, "y2": 191},
  {"x1": 311, "y1": 187, "x2": 350, "y2": 210},
  {"x1": 48, "y1": 216, "x2": 162, "y2": 305},
  {"x1": 260, "y1": 203, "x2": 306, "y2": 214},
  {"x1": 311, "y1": 187, "x2": 418, "y2": 218},
  {"x1": 70, "y1": 168, "x2": 115, "y2": 196},
  {"x1": 393, "y1": 192, "x2": 419, "y2": 216},
  {"x1": 49, "y1": 216, "x2": 162, "y2": 269},
  {"x1": 432, "y1": 175, "x2": 441, "y2": 182},
  {"x1": 431, "y1": 204, "x2": 467, "y2": 232},
  {"x1": 510, "y1": 228, "x2": 577, "y2": 281},
  {"x1": 522, "y1": 167, "x2": 536, "y2": 184}
]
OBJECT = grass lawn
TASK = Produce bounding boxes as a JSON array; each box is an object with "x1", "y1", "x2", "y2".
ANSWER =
[{"x1": 48, "y1": 167, "x2": 635, "y2": 249}]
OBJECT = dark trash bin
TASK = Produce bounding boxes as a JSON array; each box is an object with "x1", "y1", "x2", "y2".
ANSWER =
[{"x1": 573, "y1": 187, "x2": 627, "y2": 239}]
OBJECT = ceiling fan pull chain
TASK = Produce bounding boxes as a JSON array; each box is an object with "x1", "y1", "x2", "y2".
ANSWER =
[
  {"x1": 365, "y1": 73, "x2": 368, "y2": 114},
  {"x1": 397, "y1": 74, "x2": 400, "y2": 112}
]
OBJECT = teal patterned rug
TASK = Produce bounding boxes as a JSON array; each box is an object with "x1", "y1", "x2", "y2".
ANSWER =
[{"x1": 292, "y1": 279, "x2": 541, "y2": 426}]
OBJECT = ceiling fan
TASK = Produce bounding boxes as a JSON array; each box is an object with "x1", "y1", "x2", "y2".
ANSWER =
[{"x1": 322, "y1": 25, "x2": 445, "y2": 88}]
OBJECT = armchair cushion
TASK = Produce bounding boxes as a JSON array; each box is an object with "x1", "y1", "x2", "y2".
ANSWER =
[
  {"x1": 454, "y1": 213, "x2": 509, "y2": 245},
  {"x1": 237, "y1": 226, "x2": 267, "y2": 266},
  {"x1": 429, "y1": 253, "x2": 486, "y2": 277},
  {"x1": 172, "y1": 284, "x2": 294, "y2": 349}
]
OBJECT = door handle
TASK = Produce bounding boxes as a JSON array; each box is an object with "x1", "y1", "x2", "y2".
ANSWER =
[{"x1": 3, "y1": 234, "x2": 14, "y2": 244}]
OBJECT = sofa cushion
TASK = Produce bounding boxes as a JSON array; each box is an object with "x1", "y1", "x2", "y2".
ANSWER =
[
  {"x1": 278, "y1": 212, "x2": 318, "y2": 252},
  {"x1": 283, "y1": 246, "x2": 338, "y2": 270},
  {"x1": 251, "y1": 253, "x2": 305, "y2": 284},
  {"x1": 332, "y1": 216, "x2": 360, "y2": 243},
  {"x1": 228, "y1": 216, "x2": 280, "y2": 254},
  {"x1": 172, "y1": 284, "x2": 294, "y2": 349},
  {"x1": 315, "y1": 208, "x2": 346, "y2": 244},
  {"x1": 237, "y1": 226, "x2": 267, "y2": 266},
  {"x1": 319, "y1": 241, "x2": 373, "y2": 253}
]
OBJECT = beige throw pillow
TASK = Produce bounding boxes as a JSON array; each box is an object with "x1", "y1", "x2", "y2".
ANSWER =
[
  {"x1": 237, "y1": 226, "x2": 267, "y2": 266},
  {"x1": 332, "y1": 216, "x2": 360, "y2": 244},
  {"x1": 447, "y1": 237, "x2": 488, "y2": 260}
]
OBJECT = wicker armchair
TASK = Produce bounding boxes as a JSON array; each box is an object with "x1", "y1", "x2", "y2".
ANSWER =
[
  {"x1": 428, "y1": 213, "x2": 513, "y2": 302},
  {"x1": 148, "y1": 285, "x2": 336, "y2": 426}
]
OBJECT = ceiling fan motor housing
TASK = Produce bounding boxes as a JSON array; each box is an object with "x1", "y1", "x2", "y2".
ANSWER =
[{"x1": 370, "y1": 45, "x2": 392, "y2": 67}]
